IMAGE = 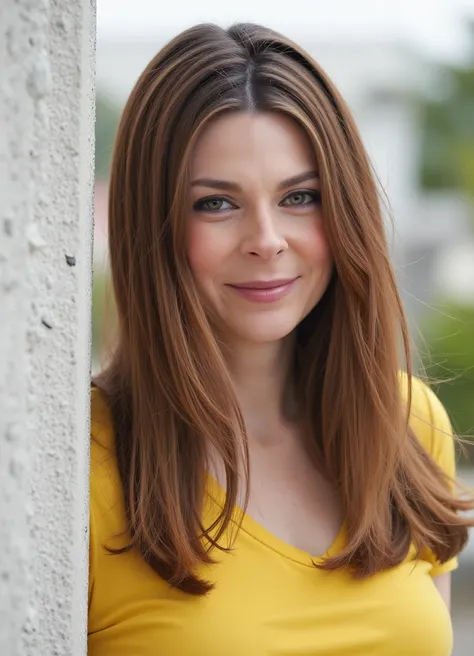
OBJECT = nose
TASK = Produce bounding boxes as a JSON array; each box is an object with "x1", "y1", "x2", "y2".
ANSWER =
[{"x1": 240, "y1": 206, "x2": 288, "y2": 261}]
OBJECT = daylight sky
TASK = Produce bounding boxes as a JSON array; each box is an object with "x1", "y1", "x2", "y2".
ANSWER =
[{"x1": 97, "y1": 0, "x2": 474, "y2": 63}]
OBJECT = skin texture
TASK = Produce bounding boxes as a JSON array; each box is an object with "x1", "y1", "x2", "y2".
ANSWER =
[
  {"x1": 187, "y1": 112, "x2": 333, "y2": 348},
  {"x1": 434, "y1": 572, "x2": 451, "y2": 611}
]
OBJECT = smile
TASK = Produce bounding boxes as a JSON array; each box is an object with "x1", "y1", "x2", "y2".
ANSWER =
[{"x1": 225, "y1": 278, "x2": 300, "y2": 303}]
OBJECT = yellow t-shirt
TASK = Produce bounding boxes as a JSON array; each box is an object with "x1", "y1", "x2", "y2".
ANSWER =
[{"x1": 88, "y1": 377, "x2": 458, "y2": 655}]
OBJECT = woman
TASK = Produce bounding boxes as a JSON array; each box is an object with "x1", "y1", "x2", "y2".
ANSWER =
[{"x1": 88, "y1": 23, "x2": 474, "y2": 655}]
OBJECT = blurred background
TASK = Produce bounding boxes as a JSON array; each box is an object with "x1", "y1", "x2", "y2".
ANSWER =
[{"x1": 93, "y1": 1, "x2": 474, "y2": 650}]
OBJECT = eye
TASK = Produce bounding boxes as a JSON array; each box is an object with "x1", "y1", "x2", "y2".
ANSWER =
[
  {"x1": 281, "y1": 190, "x2": 321, "y2": 207},
  {"x1": 193, "y1": 197, "x2": 235, "y2": 212}
]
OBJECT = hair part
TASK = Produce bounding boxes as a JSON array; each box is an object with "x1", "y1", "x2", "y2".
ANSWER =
[{"x1": 95, "y1": 22, "x2": 474, "y2": 595}]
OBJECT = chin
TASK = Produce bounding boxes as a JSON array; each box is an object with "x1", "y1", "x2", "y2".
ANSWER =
[{"x1": 227, "y1": 316, "x2": 302, "y2": 345}]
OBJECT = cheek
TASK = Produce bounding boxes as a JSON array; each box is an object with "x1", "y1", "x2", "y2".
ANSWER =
[
  {"x1": 299, "y1": 218, "x2": 333, "y2": 268},
  {"x1": 186, "y1": 222, "x2": 230, "y2": 286}
]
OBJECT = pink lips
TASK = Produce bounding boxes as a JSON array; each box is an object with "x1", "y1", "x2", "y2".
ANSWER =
[{"x1": 226, "y1": 278, "x2": 299, "y2": 303}]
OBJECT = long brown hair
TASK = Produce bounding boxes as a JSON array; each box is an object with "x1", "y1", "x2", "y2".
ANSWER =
[{"x1": 95, "y1": 23, "x2": 474, "y2": 595}]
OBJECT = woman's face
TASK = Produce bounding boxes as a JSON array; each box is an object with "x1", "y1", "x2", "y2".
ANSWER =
[{"x1": 186, "y1": 112, "x2": 333, "y2": 346}]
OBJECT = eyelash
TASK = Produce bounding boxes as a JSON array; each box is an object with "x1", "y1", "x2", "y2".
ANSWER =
[
  {"x1": 281, "y1": 190, "x2": 321, "y2": 207},
  {"x1": 193, "y1": 189, "x2": 322, "y2": 213}
]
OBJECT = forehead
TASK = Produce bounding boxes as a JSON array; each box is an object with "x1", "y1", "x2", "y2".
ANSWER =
[{"x1": 189, "y1": 112, "x2": 317, "y2": 179}]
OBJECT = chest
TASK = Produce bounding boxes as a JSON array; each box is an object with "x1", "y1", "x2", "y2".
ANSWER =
[
  {"x1": 89, "y1": 532, "x2": 453, "y2": 656},
  {"x1": 215, "y1": 435, "x2": 343, "y2": 557}
]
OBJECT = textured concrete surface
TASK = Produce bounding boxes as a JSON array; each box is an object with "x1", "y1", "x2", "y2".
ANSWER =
[{"x1": 0, "y1": 1, "x2": 95, "y2": 654}]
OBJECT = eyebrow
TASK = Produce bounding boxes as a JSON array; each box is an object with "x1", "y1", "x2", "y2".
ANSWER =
[{"x1": 190, "y1": 170, "x2": 319, "y2": 192}]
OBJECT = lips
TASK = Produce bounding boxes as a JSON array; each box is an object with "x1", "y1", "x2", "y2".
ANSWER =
[
  {"x1": 225, "y1": 277, "x2": 300, "y2": 303},
  {"x1": 228, "y1": 278, "x2": 298, "y2": 290}
]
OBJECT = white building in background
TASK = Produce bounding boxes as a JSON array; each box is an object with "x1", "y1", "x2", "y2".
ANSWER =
[{"x1": 95, "y1": 34, "x2": 474, "y2": 336}]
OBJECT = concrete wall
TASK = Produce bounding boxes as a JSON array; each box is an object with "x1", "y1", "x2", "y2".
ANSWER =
[{"x1": 0, "y1": 1, "x2": 95, "y2": 654}]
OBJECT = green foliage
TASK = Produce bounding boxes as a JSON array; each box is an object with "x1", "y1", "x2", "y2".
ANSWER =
[
  {"x1": 421, "y1": 303, "x2": 474, "y2": 445},
  {"x1": 418, "y1": 21, "x2": 474, "y2": 462},
  {"x1": 95, "y1": 92, "x2": 121, "y2": 180},
  {"x1": 419, "y1": 20, "x2": 474, "y2": 212}
]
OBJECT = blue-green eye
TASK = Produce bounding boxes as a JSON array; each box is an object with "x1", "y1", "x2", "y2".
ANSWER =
[
  {"x1": 281, "y1": 191, "x2": 321, "y2": 207},
  {"x1": 194, "y1": 197, "x2": 234, "y2": 212}
]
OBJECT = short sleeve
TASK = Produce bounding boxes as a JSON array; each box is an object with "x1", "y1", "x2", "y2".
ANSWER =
[{"x1": 411, "y1": 379, "x2": 459, "y2": 577}]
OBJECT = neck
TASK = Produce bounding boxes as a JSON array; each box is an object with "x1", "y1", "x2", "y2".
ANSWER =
[{"x1": 221, "y1": 333, "x2": 297, "y2": 442}]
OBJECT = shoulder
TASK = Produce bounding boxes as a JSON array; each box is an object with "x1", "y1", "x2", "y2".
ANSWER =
[
  {"x1": 399, "y1": 374, "x2": 460, "y2": 576},
  {"x1": 400, "y1": 373, "x2": 455, "y2": 477},
  {"x1": 88, "y1": 386, "x2": 129, "y2": 615}
]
